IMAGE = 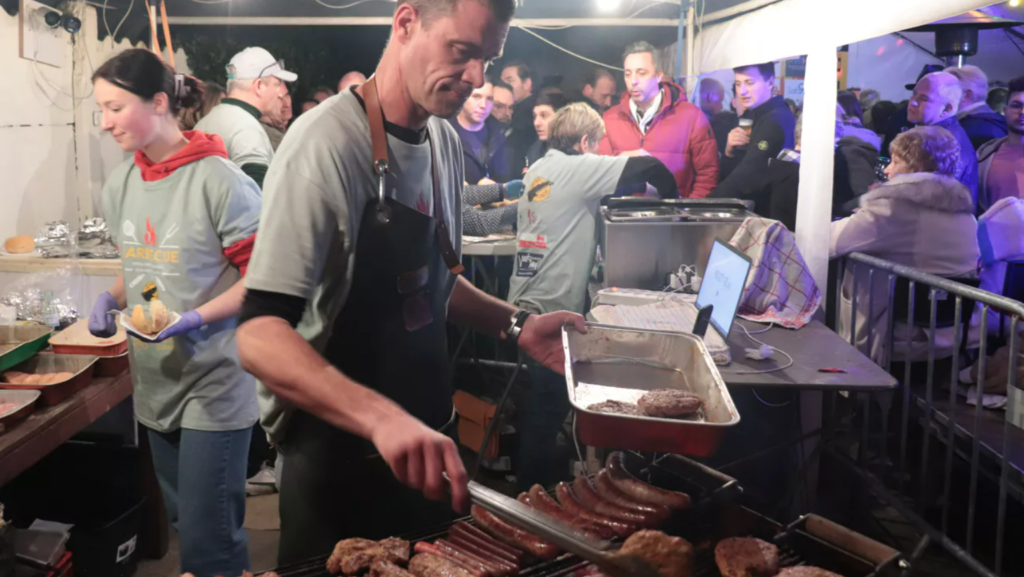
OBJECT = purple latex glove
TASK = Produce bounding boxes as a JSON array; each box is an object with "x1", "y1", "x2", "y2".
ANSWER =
[
  {"x1": 88, "y1": 292, "x2": 119, "y2": 338},
  {"x1": 145, "y1": 310, "x2": 203, "y2": 343}
]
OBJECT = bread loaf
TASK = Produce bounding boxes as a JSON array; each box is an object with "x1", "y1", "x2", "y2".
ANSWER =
[
  {"x1": 132, "y1": 299, "x2": 171, "y2": 335},
  {"x1": 4, "y1": 235, "x2": 35, "y2": 254}
]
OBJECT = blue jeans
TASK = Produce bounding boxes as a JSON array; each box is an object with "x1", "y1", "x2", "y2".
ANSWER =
[
  {"x1": 147, "y1": 427, "x2": 251, "y2": 577},
  {"x1": 514, "y1": 361, "x2": 572, "y2": 492}
]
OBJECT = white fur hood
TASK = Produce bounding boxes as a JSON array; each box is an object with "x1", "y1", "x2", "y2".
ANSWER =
[{"x1": 859, "y1": 172, "x2": 974, "y2": 214}]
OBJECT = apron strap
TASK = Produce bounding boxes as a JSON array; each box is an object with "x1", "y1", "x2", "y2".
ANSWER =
[{"x1": 363, "y1": 76, "x2": 464, "y2": 275}]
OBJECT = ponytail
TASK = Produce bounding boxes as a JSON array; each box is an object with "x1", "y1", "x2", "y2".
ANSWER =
[{"x1": 93, "y1": 48, "x2": 205, "y2": 114}]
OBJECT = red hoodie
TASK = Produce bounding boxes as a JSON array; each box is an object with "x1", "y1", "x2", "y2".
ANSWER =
[
  {"x1": 598, "y1": 82, "x2": 719, "y2": 198},
  {"x1": 134, "y1": 130, "x2": 229, "y2": 182},
  {"x1": 133, "y1": 130, "x2": 255, "y2": 274}
]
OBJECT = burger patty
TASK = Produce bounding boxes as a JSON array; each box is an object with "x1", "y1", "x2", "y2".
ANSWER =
[{"x1": 637, "y1": 389, "x2": 703, "y2": 417}]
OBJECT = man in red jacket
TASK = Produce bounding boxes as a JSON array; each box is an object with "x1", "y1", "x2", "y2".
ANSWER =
[{"x1": 599, "y1": 41, "x2": 719, "y2": 198}]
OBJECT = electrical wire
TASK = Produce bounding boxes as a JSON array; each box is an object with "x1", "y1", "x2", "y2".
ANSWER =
[
  {"x1": 1005, "y1": 29, "x2": 1024, "y2": 60},
  {"x1": 470, "y1": 352, "x2": 524, "y2": 481},
  {"x1": 103, "y1": 0, "x2": 135, "y2": 45},
  {"x1": 312, "y1": 0, "x2": 382, "y2": 8},
  {"x1": 515, "y1": 26, "x2": 626, "y2": 71},
  {"x1": 720, "y1": 322, "x2": 795, "y2": 376}
]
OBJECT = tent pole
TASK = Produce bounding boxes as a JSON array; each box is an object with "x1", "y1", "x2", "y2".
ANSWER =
[
  {"x1": 686, "y1": 0, "x2": 696, "y2": 98},
  {"x1": 675, "y1": 2, "x2": 685, "y2": 81},
  {"x1": 794, "y1": 44, "x2": 837, "y2": 296}
]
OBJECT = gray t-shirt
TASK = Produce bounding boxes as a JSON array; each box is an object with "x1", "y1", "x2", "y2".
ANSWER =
[
  {"x1": 195, "y1": 99, "x2": 274, "y2": 176},
  {"x1": 245, "y1": 89, "x2": 464, "y2": 442},
  {"x1": 507, "y1": 149, "x2": 628, "y2": 315},
  {"x1": 100, "y1": 156, "x2": 262, "y2": 433}
]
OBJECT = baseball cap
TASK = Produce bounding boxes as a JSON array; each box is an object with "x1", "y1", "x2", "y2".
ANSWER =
[{"x1": 227, "y1": 47, "x2": 298, "y2": 82}]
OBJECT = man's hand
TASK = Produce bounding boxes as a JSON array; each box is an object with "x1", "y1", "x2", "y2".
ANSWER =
[
  {"x1": 618, "y1": 149, "x2": 650, "y2": 158},
  {"x1": 516, "y1": 312, "x2": 587, "y2": 375},
  {"x1": 725, "y1": 127, "x2": 750, "y2": 157},
  {"x1": 370, "y1": 414, "x2": 469, "y2": 513}
]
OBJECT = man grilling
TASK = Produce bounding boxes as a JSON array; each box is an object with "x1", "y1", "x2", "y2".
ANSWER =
[{"x1": 236, "y1": 0, "x2": 583, "y2": 566}]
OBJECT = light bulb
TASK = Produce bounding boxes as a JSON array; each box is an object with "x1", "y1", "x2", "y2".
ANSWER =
[
  {"x1": 1011, "y1": 0, "x2": 1021, "y2": 7},
  {"x1": 597, "y1": 0, "x2": 622, "y2": 11}
]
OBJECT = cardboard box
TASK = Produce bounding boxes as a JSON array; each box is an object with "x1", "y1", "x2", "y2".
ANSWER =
[{"x1": 454, "y1": 390, "x2": 499, "y2": 459}]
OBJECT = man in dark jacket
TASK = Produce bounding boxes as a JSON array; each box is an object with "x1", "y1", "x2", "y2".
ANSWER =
[
  {"x1": 907, "y1": 72, "x2": 979, "y2": 206},
  {"x1": 976, "y1": 76, "x2": 1024, "y2": 212},
  {"x1": 448, "y1": 79, "x2": 511, "y2": 184},
  {"x1": 946, "y1": 65, "x2": 1008, "y2": 150},
  {"x1": 882, "y1": 64, "x2": 944, "y2": 157},
  {"x1": 502, "y1": 60, "x2": 538, "y2": 176},
  {"x1": 575, "y1": 68, "x2": 617, "y2": 114},
  {"x1": 598, "y1": 41, "x2": 718, "y2": 198},
  {"x1": 710, "y1": 62, "x2": 795, "y2": 201}
]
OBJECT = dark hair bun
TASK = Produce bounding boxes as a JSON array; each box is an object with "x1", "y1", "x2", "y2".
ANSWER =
[{"x1": 176, "y1": 75, "x2": 205, "y2": 110}]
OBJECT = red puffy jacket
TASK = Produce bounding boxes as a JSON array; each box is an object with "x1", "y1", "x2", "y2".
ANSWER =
[{"x1": 599, "y1": 82, "x2": 719, "y2": 198}]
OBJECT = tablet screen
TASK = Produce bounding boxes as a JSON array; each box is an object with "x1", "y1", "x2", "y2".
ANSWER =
[{"x1": 695, "y1": 240, "x2": 753, "y2": 339}]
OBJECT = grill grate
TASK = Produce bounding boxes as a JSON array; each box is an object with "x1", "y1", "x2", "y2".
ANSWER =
[{"x1": 691, "y1": 540, "x2": 804, "y2": 577}]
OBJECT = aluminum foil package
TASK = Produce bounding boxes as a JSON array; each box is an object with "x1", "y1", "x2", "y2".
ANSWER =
[
  {"x1": 0, "y1": 267, "x2": 80, "y2": 329},
  {"x1": 35, "y1": 221, "x2": 71, "y2": 248},
  {"x1": 78, "y1": 217, "x2": 110, "y2": 241}
]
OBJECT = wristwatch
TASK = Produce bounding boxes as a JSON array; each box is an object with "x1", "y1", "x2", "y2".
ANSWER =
[{"x1": 506, "y1": 310, "x2": 532, "y2": 344}]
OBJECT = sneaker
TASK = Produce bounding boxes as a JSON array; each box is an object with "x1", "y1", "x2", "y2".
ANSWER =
[{"x1": 246, "y1": 461, "x2": 277, "y2": 496}]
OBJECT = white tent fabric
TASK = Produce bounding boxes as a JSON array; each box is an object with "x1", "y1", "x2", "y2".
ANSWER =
[{"x1": 692, "y1": 0, "x2": 995, "y2": 291}]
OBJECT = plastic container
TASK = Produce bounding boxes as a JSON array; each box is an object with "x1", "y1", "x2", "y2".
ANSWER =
[
  {"x1": 49, "y1": 319, "x2": 128, "y2": 357},
  {"x1": 0, "y1": 443, "x2": 144, "y2": 577},
  {"x1": 0, "y1": 354, "x2": 97, "y2": 406}
]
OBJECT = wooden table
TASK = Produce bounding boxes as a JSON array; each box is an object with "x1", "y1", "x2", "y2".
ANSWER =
[{"x1": 0, "y1": 371, "x2": 133, "y2": 487}]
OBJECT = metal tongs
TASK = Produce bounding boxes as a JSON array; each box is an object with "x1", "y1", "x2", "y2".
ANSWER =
[{"x1": 467, "y1": 481, "x2": 661, "y2": 577}]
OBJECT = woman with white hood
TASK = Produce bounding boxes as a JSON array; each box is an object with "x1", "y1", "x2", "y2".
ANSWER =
[{"x1": 831, "y1": 125, "x2": 980, "y2": 365}]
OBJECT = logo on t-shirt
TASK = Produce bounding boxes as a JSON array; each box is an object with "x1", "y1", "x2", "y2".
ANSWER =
[
  {"x1": 144, "y1": 217, "x2": 158, "y2": 246},
  {"x1": 516, "y1": 252, "x2": 544, "y2": 277},
  {"x1": 527, "y1": 177, "x2": 552, "y2": 202}
]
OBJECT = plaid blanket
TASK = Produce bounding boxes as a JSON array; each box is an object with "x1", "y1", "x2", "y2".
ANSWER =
[{"x1": 729, "y1": 216, "x2": 821, "y2": 329}]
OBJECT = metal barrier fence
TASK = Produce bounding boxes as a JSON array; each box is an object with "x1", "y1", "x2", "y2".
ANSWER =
[{"x1": 831, "y1": 252, "x2": 1024, "y2": 576}]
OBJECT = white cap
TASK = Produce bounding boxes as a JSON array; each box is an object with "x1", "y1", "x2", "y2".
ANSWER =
[{"x1": 226, "y1": 47, "x2": 298, "y2": 82}]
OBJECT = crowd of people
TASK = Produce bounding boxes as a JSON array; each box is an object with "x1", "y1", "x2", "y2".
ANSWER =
[{"x1": 72, "y1": 0, "x2": 1024, "y2": 574}]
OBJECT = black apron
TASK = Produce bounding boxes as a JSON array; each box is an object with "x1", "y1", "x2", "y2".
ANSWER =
[{"x1": 278, "y1": 78, "x2": 465, "y2": 565}]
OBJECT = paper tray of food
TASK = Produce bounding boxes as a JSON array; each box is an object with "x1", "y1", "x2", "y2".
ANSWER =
[
  {"x1": 49, "y1": 318, "x2": 128, "y2": 357},
  {"x1": 0, "y1": 354, "x2": 98, "y2": 406},
  {"x1": 0, "y1": 326, "x2": 54, "y2": 373},
  {"x1": 0, "y1": 390, "x2": 41, "y2": 430},
  {"x1": 563, "y1": 323, "x2": 739, "y2": 456}
]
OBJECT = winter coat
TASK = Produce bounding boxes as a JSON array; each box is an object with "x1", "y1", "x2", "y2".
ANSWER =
[
  {"x1": 882, "y1": 112, "x2": 980, "y2": 208},
  {"x1": 709, "y1": 96, "x2": 796, "y2": 202},
  {"x1": 599, "y1": 82, "x2": 719, "y2": 198},
  {"x1": 841, "y1": 123, "x2": 882, "y2": 152},
  {"x1": 835, "y1": 136, "x2": 881, "y2": 215},
  {"x1": 831, "y1": 172, "x2": 980, "y2": 365},
  {"x1": 959, "y1": 103, "x2": 1009, "y2": 151}
]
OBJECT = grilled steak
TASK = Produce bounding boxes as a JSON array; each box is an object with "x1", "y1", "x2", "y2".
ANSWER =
[
  {"x1": 714, "y1": 537, "x2": 780, "y2": 577},
  {"x1": 370, "y1": 560, "x2": 417, "y2": 577},
  {"x1": 327, "y1": 537, "x2": 411, "y2": 575},
  {"x1": 619, "y1": 530, "x2": 694, "y2": 577},
  {"x1": 776, "y1": 568, "x2": 844, "y2": 577},
  {"x1": 637, "y1": 390, "x2": 703, "y2": 417},
  {"x1": 587, "y1": 400, "x2": 645, "y2": 416},
  {"x1": 409, "y1": 553, "x2": 475, "y2": 577}
]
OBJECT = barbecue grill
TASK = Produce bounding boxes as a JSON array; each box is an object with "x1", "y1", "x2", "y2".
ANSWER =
[{"x1": 266, "y1": 454, "x2": 906, "y2": 577}]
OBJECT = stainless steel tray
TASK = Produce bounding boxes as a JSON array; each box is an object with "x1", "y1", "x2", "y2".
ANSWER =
[
  {"x1": 606, "y1": 207, "x2": 688, "y2": 222},
  {"x1": 0, "y1": 326, "x2": 54, "y2": 373},
  {"x1": 0, "y1": 354, "x2": 98, "y2": 406},
  {"x1": 563, "y1": 323, "x2": 739, "y2": 456}
]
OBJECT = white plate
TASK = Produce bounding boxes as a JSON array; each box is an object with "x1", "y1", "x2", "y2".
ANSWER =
[{"x1": 117, "y1": 309, "x2": 183, "y2": 342}]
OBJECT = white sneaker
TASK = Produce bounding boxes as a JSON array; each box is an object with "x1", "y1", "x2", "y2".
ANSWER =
[{"x1": 246, "y1": 462, "x2": 277, "y2": 496}]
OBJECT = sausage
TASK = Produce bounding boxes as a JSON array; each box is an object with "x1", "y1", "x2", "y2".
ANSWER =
[
  {"x1": 525, "y1": 486, "x2": 616, "y2": 541},
  {"x1": 434, "y1": 540, "x2": 503, "y2": 577},
  {"x1": 414, "y1": 542, "x2": 488, "y2": 577},
  {"x1": 572, "y1": 477, "x2": 662, "y2": 528},
  {"x1": 450, "y1": 522, "x2": 523, "y2": 564},
  {"x1": 442, "y1": 535, "x2": 517, "y2": 574},
  {"x1": 471, "y1": 505, "x2": 561, "y2": 560},
  {"x1": 553, "y1": 483, "x2": 637, "y2": 538},
  {"x1": 605, "y1": 452, "x2": 691, "y2": 510},
  {"x1": 593, "y1": 470, "x2": 671, "y2": 522},
  {"x1": 436, "y1": 540, "x2": 512, "y2": 577}
]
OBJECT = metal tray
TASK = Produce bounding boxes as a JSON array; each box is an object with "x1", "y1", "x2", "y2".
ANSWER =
[
  {"x1": 94, "y1": 352, "x2": 130, "y2": 378},
  {"x1": 606, "y1": 207, "x2": 688, "y2": 223},
  {"x1": 0, "y1": 326, "x2": 54, "y2": 373},
  {"x1": 49, "y1": 318, "x2": 128, "y2": 357},
  {"x1": 0, "y1": 354, "x2": 98, "y2": 406},
  {"x1": 563, "y1": 323, "x2": 739, "y2": 456},
  {"x1": 0, "y1": 390, "x2": 41, "y2": 430}
]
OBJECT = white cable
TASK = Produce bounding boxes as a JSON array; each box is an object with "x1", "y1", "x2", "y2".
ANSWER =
[
  {"x1": 515, "y1": 26, "x2": 626, "y2": 71},
  {"x1": 105, "y1": 0, "x2": 134, "y2": 45},
  {"x1": 721, "y1": 322, "x2": 795, "y2": 376},
  {"x1": 312, "y1": 0, "x2": 380, "y2": 8},
  {"x1": 572, "y1": 412, "x2": 589, "y2": 477}
]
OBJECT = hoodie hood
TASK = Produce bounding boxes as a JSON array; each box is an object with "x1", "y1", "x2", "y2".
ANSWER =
[
  {"x1": 134, "y1": 130, "x2": 229, "y2": 182},
  {"x1": 861, "y1": 172, "x2": 974, "y2": 214}
]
